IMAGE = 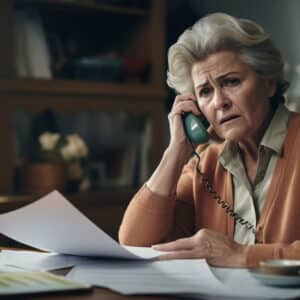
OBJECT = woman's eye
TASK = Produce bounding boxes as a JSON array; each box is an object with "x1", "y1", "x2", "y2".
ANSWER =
[
  {"x1": 199, "y1": 87, "x2": 212, "y2": 97},
  {"x1": 223, "y1": 78, "x2": 240, "y2": 87}
]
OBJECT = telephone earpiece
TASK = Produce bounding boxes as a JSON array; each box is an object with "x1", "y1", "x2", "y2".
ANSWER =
[{"x1": 183, "y1": 113, "x2": 210, "y2": 144}]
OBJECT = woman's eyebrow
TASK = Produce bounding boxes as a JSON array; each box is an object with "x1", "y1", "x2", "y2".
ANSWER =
[
  {"x1": 217, "y1": 71, "x2": 240, "y2": 80},
  {"x1": 195, "y1": 81, "x2": 209, "y2": 90},
  {"x1": 195, "y1": 71, "x2": 239, "y2": 89}
]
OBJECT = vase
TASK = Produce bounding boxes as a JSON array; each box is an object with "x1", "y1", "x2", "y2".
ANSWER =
[{"x1": 21, "y1": 163, "x2": 67, "y2": 194}]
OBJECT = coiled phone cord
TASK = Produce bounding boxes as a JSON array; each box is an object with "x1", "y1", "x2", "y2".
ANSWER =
[{"x1": 191, "y1": 144, "x2": 257, "y2": 235}]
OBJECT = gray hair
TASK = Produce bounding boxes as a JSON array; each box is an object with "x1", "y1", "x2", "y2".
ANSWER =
[{"x1": 167, "y1": 13, "x2": 288, "y2": 102}]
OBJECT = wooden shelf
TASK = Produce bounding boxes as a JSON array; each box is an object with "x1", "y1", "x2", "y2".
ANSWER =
[
  {"x1": 15, "y1": 0, "x2": 150, "y2": 16},
  {"x1": 0, "y1": 0, "x2": 166, "y2": 202},
  {"x1": 0, "y1": 188, "x2": 135, "y2": 206},
  {"x1": 0, "y1": 79, "x2": 167, "y2": 98}
]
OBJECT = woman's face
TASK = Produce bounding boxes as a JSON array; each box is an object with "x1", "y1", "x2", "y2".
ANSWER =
[{"x1": 191, "y1": 51, "x2": 276, "y2": 144}]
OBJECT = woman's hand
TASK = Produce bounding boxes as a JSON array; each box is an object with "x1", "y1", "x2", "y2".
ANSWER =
[
  {"x1": 146, "y1": 93, "x2": 202, "y2": 196},
  {"x1": 152, "y1": 229, "x2": 248, "y2": 268}
]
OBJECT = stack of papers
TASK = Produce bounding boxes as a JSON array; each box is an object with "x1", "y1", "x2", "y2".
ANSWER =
[
  {"x1": 66, "y1": 256, "x2": 300, "y2": 299},
  {"x1": 0, "y1": 250, "x2": 76, "y2": 271},
  {"x1": 0, "y1": 190, "x2": 300, "y2": 299},
  {"x1": 0, "y1": 191, "x2": 160, "y2": 260},
  {"x1": 67, "y1": 259, "x2": 229, "y2": 296},
  {"x1": 0, "y1": 271, "x2": 91, "y2": 296}
]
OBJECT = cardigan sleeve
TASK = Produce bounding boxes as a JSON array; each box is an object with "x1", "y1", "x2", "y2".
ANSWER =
[
  {"x1": 246, "y1": 241, "x2": 300, "y2": 268},
  {"x1": 118, "y1": 160, "x2": 196, "y2": 246}
]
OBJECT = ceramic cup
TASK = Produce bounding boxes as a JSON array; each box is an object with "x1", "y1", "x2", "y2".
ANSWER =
[{"x1": 259, "y1": 259, "x2": 300, "y2": 276}]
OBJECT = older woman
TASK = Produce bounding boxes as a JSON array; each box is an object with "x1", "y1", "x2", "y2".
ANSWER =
[{"x1": 119, "y1": 13, "x2": 300, "y2": 268}]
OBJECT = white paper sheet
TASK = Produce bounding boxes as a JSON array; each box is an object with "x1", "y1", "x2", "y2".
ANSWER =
[
  {"x1": 67, "y1": 259, "x2": 230, "y2": 296},
  {"x1": 0, "y1": 191, "x2": 160, "y2": 260},
  {"x1": 124, "y1": 246, "x2": 165, "y2": 258},
  {"x1": 0, "y1": 250, "x2": 81, "y2": 271},
  {"x1": 67, "y1": 259, "x2": 300, "y2": 299},
  {"x1": 0, "y1": 247, "x2": 163, "y2": 272},
  {"x1": 0, "y1": 264, "x2": 28, "y2": 272}
]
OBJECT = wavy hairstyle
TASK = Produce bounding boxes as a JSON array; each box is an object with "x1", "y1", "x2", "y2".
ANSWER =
[{"x1": 167, "y1": 13, "x2": 288, "y2": 105}]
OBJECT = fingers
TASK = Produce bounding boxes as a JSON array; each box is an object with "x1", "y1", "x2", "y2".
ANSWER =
[
  {"x1": 169, "y1": 93, "x2": 200, "y2": 118},
  {"x1": 173, "y1": 93, "x2": 196, "y2": 105},
  {"x1": 169, "y1": 102, "x2": 200, "y2": 119},
  {"x1": 152, "y1": 237, "x2": 194, "y2": 252},
  {"x1": 152, "y1": 230, "x2": 247, "y2": 267}
]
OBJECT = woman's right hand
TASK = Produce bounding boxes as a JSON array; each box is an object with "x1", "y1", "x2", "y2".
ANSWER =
[
  {"x1": 167, "y1": 93, "x2": 201, "y2": 156},
  {"x1": 146, "y1": 93, "x2": 202, "y2": 196}
]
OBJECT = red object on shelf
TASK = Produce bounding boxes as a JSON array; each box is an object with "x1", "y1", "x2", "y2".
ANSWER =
[{"x1": 123, "y1": 57, "x2": 149, "y2": 82}]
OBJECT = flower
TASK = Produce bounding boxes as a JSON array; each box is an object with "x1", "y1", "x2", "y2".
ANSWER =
[
  {"x1": 39, "y1": 132, "x2": 60, "y2": 151},
  {"x1": 38, "y1": 132, "x2": 89, "y2": 185},
  {"x1": 38, "y1": 132, "x2": 88, "y2": 163},
  {"x1": 60, "y1": 134, "x2": 88, "y2": 161}
]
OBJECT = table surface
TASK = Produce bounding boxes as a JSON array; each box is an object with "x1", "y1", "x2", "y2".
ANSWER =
[
  {"x1": 2, "y1": 283, "x2": 199, "y2": 300},
  {"x1": 9, "y1": 288, "x2": 184, "y2": 300}
]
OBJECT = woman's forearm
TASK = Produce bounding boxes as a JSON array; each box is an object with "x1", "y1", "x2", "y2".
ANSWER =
[
  {"x1": 146, "y1": 145, "x2": 191, "y2": 196},
  {"x1": 119, "y1": 145, "x2": 193, "y2": 246}
]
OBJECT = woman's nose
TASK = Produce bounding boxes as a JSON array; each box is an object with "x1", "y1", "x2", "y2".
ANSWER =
[{"x1": 213, "y1": 88, "x2": 231, "y2": 110}]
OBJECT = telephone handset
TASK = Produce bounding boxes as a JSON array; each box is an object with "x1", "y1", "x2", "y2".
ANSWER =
[
  {"x1": 183, "y1": 113, "x2": 210, "y2": 144},
  {"x1": 182, "y1": 113, "x2": 257, "y2": 234}
]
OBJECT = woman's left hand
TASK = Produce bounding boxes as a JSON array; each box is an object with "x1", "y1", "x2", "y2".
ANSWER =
[{"x1": 152, "y1": 229, "x2": 247, "y2": 267}]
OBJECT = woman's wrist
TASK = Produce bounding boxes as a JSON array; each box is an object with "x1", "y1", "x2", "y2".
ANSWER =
[
  {"x1": 165, "y1": 143, "x2": 192, "y2": 162},
  {"x1": 147, "y1": 145, "x2": 191, "y2": 196},
  {"x1": 161, "y1": 145, "x2": 191, "y2": 176}
]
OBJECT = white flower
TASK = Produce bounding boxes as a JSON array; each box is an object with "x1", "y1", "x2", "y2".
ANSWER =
[
  {"x1": 60, "y1": 142, "x2": 77, "y2": 161},
  {"x1": 39, "y1": 132, "x2": 60, "y2": 151},
  {"x1": 60, "y1": 134, "x2": 88, "y2": 161}
]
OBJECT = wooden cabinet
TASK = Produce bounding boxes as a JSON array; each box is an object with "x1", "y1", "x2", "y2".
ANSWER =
[{"x1": 0, "y1": 0, "x2": 166, "y2": 240}]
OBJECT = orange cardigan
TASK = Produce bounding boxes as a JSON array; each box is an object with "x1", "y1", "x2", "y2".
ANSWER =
[{"x1": 119, "y1": 112, "x2": 300, "y2": 268}]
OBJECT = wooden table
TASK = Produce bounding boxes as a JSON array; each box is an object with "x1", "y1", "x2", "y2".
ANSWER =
[{"x1": 11, "y1": 289, "x2": 185, "y2": 300}]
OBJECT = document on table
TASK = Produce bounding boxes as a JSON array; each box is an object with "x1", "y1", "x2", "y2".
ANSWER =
[
  {"x1": 0, "y1": 271, "x2": 91, "y2": 296},
  {"x1": 0, "y1": 190, "x2": 160, "y2": 260},
  {"x1": 0, "y1": 250, "x2": 84, "y2": 271},
  {"x1": 67, "y1": 259, "x2": 300, "y2": 299},
  {"x1": 67, "y1": 259, "x2": 230, "y2": 297},
  {"x1": 0, "y1": 247, "x2": 162, "y2": 272}
]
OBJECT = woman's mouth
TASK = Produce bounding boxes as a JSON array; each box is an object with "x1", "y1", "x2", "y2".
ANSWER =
[{"x1": 219, "y1": 115, "x2": 241, "y2": 125}]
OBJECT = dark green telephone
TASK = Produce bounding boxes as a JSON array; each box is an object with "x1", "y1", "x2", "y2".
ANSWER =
[
  {"x1": 183, "y1": 113, "x2": 210, "y2": 144},
  {"x1": 183, "y1": 113, "x2": 256, "y2": 233}
]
